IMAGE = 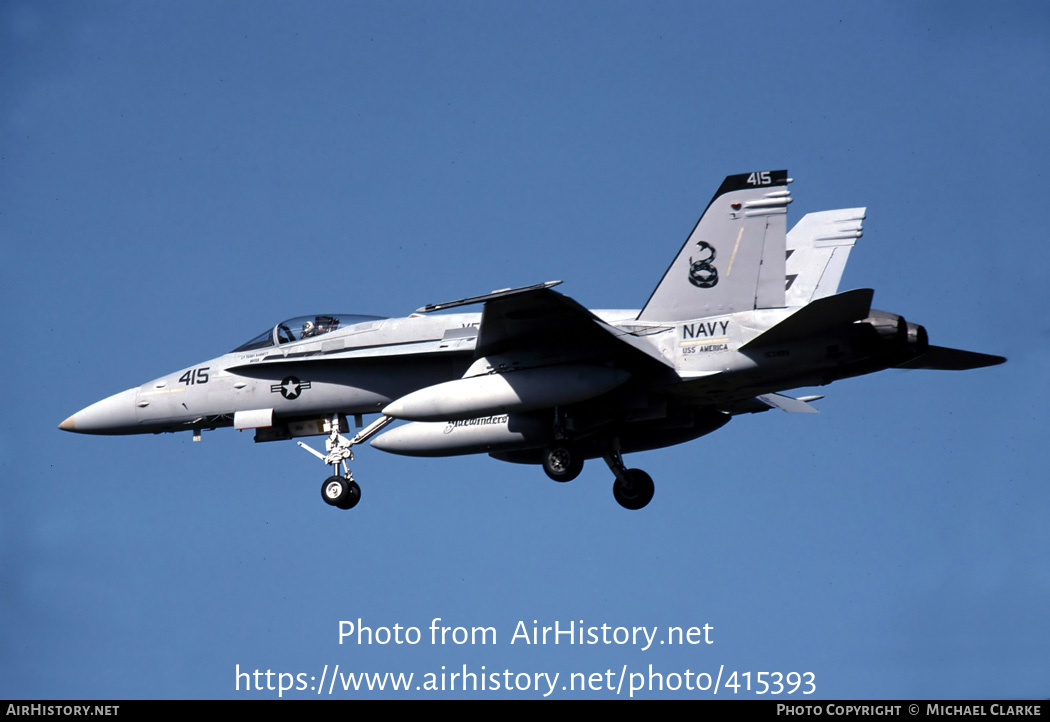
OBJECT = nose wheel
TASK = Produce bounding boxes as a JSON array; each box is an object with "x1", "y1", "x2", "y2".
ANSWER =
[
  {"x1": 322, "y1": 475, "x2": 361, "y2": 510},
  {"x1": 298, "y1": 414, "x2": 394, "y2": 510}
]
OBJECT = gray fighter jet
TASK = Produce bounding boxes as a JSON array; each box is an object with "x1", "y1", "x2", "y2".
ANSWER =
[{"x1": 59, "y1": 171, "x2": 1005, "y2": 510}]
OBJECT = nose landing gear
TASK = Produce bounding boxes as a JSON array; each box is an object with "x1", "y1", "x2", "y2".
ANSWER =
[
  {"x1": 298, "y1": 414, "x2": 393, "y2": 510},
  {"x1": 322, "y1": 475, "x2": 361, "y2": 510}
]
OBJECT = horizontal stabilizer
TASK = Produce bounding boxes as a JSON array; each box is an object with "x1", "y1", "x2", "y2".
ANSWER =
[
  {"x1": 741, "y1": 288, "x2": 874, "y2": 350},
  {"x1": 895, "y1": 346, "x2": 1006, "y2": 371}
]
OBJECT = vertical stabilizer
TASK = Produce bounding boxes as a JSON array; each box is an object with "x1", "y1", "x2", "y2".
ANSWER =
[
  {"x1": 637, "y1": 170, "x2": 792, "y2": 322},
  {"x1": 784, "y1": 208, "x2": 865, "y2": 306}
]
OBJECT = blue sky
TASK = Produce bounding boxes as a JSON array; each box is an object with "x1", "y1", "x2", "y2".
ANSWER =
[{"x1": 2, "y1": 1, "x2": 1047, "y2": 699}]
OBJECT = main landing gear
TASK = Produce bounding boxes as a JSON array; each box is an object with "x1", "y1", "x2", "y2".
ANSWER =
[
  {"x1": 298, "y1": 414, "x2": 394, "y2": 510},
  {"x1": 603, "y1": 442, "x2": 654, "y2": 510},
  {"x1": 540, "y1": 439, "x2": 655, "y2": 510},
  {"x1": 542, "y1": 443, "x2": 584, "y2": 482}
]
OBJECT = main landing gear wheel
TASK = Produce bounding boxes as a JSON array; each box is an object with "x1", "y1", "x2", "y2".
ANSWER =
[
  {"x1": 612, "y1": 469, "x2": 654, "y2": 510},
  {"x1": 601, "y1": 440, "x2": 655, "y2": 510},
  {"x1": 321, "y1": 475, "x2": 361, "y2": 510},
  {"x1": 542, "y1": 444, "x2": 583, "y2": 482}
]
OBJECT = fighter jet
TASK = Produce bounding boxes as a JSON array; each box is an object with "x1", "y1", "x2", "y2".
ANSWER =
[{"x1": 59, "y1": 170, "x2": 1004, "y2": 510}]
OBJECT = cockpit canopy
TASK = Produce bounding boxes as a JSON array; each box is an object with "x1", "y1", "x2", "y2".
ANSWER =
[{"x1": 232, "y1": 314, "x2": 386, "y2": 353}]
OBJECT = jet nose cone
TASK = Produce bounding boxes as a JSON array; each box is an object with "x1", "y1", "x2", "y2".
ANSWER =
[{"x1": 59, "y1": 387, "x2": 140, "y2": 435}]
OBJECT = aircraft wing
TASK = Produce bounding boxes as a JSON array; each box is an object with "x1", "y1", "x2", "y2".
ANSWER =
[
  {"x1": 378, "y1": 287, "x2": 675, "y2": 422},
  {"x1": 474, "y1": 287, "x2": 673, "y2": 371}
]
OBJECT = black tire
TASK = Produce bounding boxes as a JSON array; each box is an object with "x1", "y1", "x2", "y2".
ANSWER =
[
  {"x1": 542, "y1": 444, "x2": 583, "y2": 482},
  {"x1": 337, "y1": 480, "x2": 361, "y2": 510},
  {"x1": 321, "y1": 475, "x2": 350, "y2": 507},
  {"x1": 612, "y1": 469, "x2": 654, "y2": 510}
]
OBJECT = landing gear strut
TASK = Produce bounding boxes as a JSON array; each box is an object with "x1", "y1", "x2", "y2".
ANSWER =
[
  {"x1": 299, "y1": 414, "x2": 393, "y2": 510},
  {"x1": 602, "y1": 441, "x2": 654, "y2": 510}
]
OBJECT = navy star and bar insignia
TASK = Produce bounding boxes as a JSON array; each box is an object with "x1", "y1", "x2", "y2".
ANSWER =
[{"x1": 271, "y1": 376, "x2": 311, "y2": 400}]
